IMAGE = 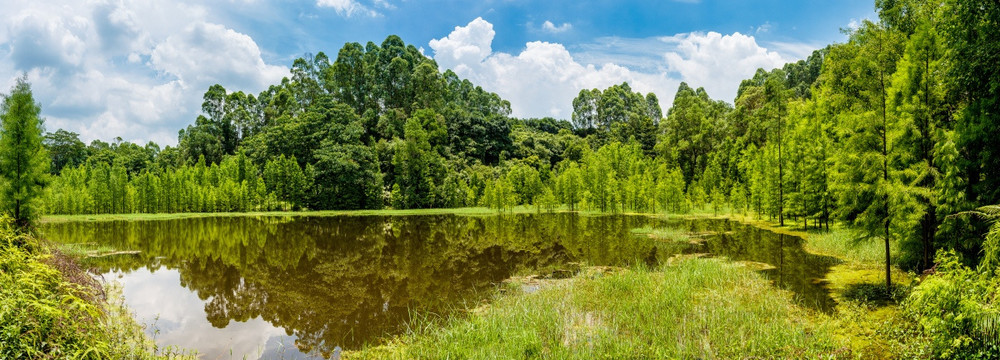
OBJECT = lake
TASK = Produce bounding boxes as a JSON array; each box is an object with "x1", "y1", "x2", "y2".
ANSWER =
[{"x1": 41, "y1": 213, "x2": 838, "y2": 359}]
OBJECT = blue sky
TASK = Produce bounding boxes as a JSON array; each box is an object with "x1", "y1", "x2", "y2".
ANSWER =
[{"x1": 0, "y1": 0, "x2": 875, "y2": 145}]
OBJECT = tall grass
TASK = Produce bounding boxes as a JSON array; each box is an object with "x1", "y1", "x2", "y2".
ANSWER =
[
  {"x1": 350, "y1": 257, "x2": 843, "y2": 359},
  {"x1": 803, "y1": 228, "x2": 894, "y2": 266}
]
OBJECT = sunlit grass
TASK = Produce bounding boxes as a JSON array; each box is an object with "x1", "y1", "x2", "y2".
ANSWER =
[
  {"x1": 39, "y1": 206, "x2": 582, "y2": 223},
  {"x1": 630, "y1": 226, "x2": 695, "y2": 243},
  {"x1": 350, "y1": 257, "x2": 843, "y2": 359}
]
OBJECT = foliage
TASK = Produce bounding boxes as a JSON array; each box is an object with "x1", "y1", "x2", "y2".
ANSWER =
[
  {"x1": 0, "y1": 77, "x2": 49, "y2": 228},
  {"x1": 904, "y1": 249, "x2": 1000, "y2": 359},
  {"x1": 0, "y1": 215, "x2": 186, "y2": 359}
]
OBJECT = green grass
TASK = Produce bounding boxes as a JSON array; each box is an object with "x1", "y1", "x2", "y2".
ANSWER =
[
  {"x1": 350, "y1": 257, "x2": 843, "y2": 359},
  {"x1": 630, "y1": 226, "x2": 695, "y2": 243},
  {"x1": 38, "y1": 206, "x2": 578, "y2": 223}
]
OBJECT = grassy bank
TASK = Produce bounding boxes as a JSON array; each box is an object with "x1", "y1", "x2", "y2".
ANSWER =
[
  {"x1": 38, "y1": 205, "x2": 729, "y2": 224},
  {"x1": 351, "y1": 257, "x2": 843, "y2": 359},
  {"x1": 39, "y1": 206, "x2": 554, "y2": 224},
  {"x1": 0, "y1": 216, "x2": 193, "y2": 359},
  {"x1": 336, "y1": 210, "x2": 925, "y2": 358}
]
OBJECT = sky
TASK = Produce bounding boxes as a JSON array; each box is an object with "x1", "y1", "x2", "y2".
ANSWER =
[{"x1": 0, "y1": 0, "x2": 875, "y2": 146}]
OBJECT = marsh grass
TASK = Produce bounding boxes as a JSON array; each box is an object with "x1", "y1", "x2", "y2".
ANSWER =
[
  {"x1": 350, "y1": 257, "x2": 843, "y2": 359},
  {"x1": 630, "y1": 226, "x2": 696, "y2": 244},
  {"x1": 56, "y1": 242, "x2": 121, "y2": 258}
]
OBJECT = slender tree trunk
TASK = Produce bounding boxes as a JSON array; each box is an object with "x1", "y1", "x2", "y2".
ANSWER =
[
  {"x1": 778, "y1": 117, "x2": 784, "y2": 226},
  {"x1": 880, "y1": 42, "x2": 892, "y2": 295}
]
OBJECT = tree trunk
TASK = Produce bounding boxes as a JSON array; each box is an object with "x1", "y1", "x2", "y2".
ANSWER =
[
  {"x1": 778, "y1": 120, "x2": 784, "y2": 227},
  {"x1": 885, "y1": 222, "x2": 892, "y2": 294}
]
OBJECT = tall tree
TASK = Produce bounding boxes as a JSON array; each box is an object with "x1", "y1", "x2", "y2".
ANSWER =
[
  {"x1": 0, "y1": 77, "x2": 49, "y2": 228},
  {"x1": 942, "y1": 0, "x2": 1000, "y2": 205},
  {"x1": 828, "y1": 21, "x2": 907, "y2": 293},
  {"x1": 886, "y1": 1, "x2": 951, "y2": 269},
  {"x1": 765, "y1": 73, "x2": 789, "y2": 226}
]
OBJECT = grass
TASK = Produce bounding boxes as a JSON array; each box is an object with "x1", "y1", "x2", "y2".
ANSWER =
[
  {"x1": 630, "y1": 226, "x2": 697, "y2": 244},
  {"x1": 38, "y1": 206, "x2": 568, "y2": 223},
  {"x1": 341, "y1": 210, "x2": 923, "y2": 358},
  {"x1": 349, "y1": 257, "x2": 844, "y2": 359}
]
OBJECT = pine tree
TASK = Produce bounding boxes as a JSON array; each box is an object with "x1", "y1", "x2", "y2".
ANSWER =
[{"x1": 0, "y1": 77, "x2": 49, "y2": 229}]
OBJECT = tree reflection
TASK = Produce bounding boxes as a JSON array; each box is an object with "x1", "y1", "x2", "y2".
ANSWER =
[{"x1": 41, "y1": 214, "x2": 837, "y2": 355}]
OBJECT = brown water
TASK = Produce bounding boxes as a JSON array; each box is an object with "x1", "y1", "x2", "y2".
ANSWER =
[{"x1": 41, "y1": 214, "x2": 837, "y2": 359}]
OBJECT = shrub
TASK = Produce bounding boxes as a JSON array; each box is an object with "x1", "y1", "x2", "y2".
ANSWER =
[{"x1": 903, "y1": 249, "x2": 1000, "y2": 359}]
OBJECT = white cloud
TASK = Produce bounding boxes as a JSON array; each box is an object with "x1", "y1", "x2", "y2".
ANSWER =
[
  {"x1": 431, "y1": 18, "x2": 791, "y2": 119},
  {"x1": 755, "y1": 22, "x2": 773, "y2": 34},
  {"x1": 766, "y1": 41, "x2": 821, "y2": 62},
  {"x1": 6, "y1": 9, "x2": 88, "y2": 71},
  {"x1": 432, "y1": 18, "x2": 676, "y2": 119},
  {"x1": 316, "y1": 0, "x2": 378, "y2": 17},
  {"x1": 0, "y1": 1, "x2": 289, "y2": 146},
  {"x1": 150, "y1": 22, "x2": 286, "y2": 91},
  {"x1": 847, "y1": 19, "x2": 861, "y2": 30},
  {"x1": 542, "y1": 21, "x2": 572, "y2": 34},
  {"x1": 661, "y1": 31, "x2": 787, "y2": 102}
]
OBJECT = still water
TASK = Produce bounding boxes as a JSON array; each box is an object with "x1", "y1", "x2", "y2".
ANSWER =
[{"x1": 41, "y1": 214, "x2": 837, "y2": 359}]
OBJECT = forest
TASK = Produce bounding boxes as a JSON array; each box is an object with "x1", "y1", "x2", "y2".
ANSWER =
[{"x1": 2, "y1": 0, "x2": 999, "y2": 357}]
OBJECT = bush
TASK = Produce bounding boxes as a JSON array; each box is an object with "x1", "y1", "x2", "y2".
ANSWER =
[
  {"x1": 0, "y1": 216, "x2": 106, "y2": 358},
  {"x1": 903, "y1": 249, "x2": 1000, "y2": 359}
]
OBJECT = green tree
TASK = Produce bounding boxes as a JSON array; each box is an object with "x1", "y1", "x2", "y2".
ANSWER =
[
  {"x1": 555, "y1": 161, "x2": 583, "y2": 211},
  {"x1": 827, "y1": 21, "x2": 909, "y2": 293},
  {"x1": 392, "y1": 115, "x2": 443, "y2": 209},
  {"x1": 888, "y1": 5, "x2": 952, "y2": 269},
  {"x1": 0, "y1": 77, "x2": 49, "y2": 228},
  {"x1": 43, "y1": 129, "x2": 87, "y2": 174},
  {"x1": 764, "y1": 74, "x2": 789, "y2": 225},
  {"x1": 941, "y1": 0, "x2": 1000, "y2": 205}
]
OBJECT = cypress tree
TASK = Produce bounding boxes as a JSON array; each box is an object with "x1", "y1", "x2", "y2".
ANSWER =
[{"x1": 0, "y1": 77, "x2": 49, "y2": 229}]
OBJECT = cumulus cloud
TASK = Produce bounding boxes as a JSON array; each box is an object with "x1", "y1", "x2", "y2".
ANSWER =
[
  {"x1": 542, "y1": 21, "x2": 572, "y2": 33},
  {"x1": 0, "y1": 1, "x2": 288, "y2": 146},
  {"x1": 431, "y1": 18, "x2": 677, "y2": 119},
  {"x1": 7, "y1": 10, "x2": 87, "y2": 71},
  {"x1": 661, "y1": 31, "x2": 787, "y2": 102},
  {"x1": 316, "y1": 0, "x2": 377, "y2": 17},
  {"x1": 431, "y1": 18, "x2": 790, "y2": 119},
  {"x1": 150, "y1": 22, "x2": 286, "y2": 90}
]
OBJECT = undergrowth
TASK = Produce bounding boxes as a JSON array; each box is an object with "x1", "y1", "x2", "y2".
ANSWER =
[{"x1": 0, "y1": 215, "x2": 193, "y2": 359}]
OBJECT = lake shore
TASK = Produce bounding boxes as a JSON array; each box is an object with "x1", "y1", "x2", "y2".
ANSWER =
[
  {"x1": 0, "y1": 218, "x2": 196, "y2": 359},
  {"x1": 39, "y1": 208, "x2": 925, "y2": 358}
]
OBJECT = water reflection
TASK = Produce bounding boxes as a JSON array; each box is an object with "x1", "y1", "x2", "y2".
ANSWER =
[
  {"x1": 112, "y1": 268, "x2": 309, "y2": 359},
  {"x1": 42, "y1": 214, "x2": 837, "y2": 359}
]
